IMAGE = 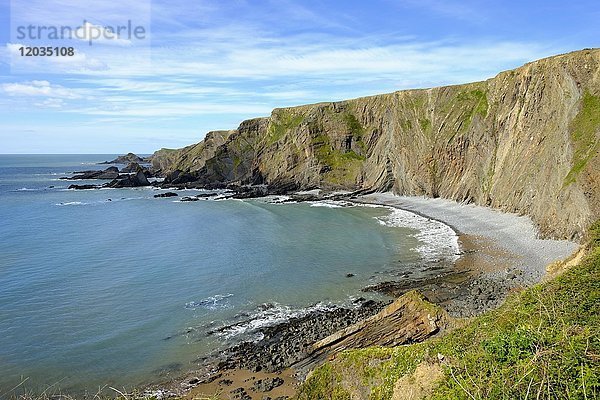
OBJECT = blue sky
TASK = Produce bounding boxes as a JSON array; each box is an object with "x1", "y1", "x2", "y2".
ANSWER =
[{"x1": 0, "y1": 0, "x2": 598, "y2": 154}]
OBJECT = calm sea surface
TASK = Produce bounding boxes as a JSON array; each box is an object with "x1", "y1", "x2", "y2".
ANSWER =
[{"x1": 0, "y1": 155, "x2": 456, "y2": 395}]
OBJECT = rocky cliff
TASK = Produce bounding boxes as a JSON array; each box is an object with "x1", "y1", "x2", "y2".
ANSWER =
[
  {"x1": 150, "y1": 129, "x2": 234, "y2": 172},
  {"x1": 152, "y1": 49, "x2": 600, "y2": 240}
]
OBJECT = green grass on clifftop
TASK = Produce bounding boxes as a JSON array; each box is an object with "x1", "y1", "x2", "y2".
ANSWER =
[{"x1": 296, "y1": 222, "x2": 600, "y2": 400}]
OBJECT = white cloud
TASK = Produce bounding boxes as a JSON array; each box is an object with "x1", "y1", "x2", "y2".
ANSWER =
[
  {"x1": 1, "y1": 80, "x2": 81, "y2": 99},
  {"x1": 73, "y1": 102, "x2": 273, "y2": 117},
  {"x1": 34, "y1": 98, "x2": 66, "y2": 108}
]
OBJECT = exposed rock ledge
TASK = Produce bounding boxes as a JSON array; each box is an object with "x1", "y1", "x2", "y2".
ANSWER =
[
  {"x1": 180, "y1": 291, "x2": 450, "y2": 400},
  {"x1": 295, "y1": 291, "x2": 449, "y2": 375}
]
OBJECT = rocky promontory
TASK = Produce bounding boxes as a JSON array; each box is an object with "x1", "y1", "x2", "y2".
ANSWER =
[
  {"x1": 63, "y1": 164, "x2": 153, "y2": 189},
  {"x1": 100, "y1": 152, "x2": 148, "y2": 165}
]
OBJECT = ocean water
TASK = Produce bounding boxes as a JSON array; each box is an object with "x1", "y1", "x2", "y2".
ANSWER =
[{"x1": 0, "y1": 155, "x2": 458, "y2": 395}]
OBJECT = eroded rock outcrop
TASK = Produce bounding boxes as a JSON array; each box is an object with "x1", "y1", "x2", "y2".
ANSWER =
[
  {"x1": 292, "y1": 291, "x2": 449, "y2": 375},
  {"x1": 107, "y1": 170, "x2": 151, "y2": 188},
  {"x1": 150, "y1": 130, "x2": 234, "y2": 173},
  {"x1": 62, "y1": 166, "x2": 120, "y2": 180},
  {"x1": 100, "y1": 152, "x2": 146, "y2": 165}
]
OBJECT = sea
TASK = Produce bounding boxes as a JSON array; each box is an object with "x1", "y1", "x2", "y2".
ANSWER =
[{"x1": 0, "y1": 155, "x2": 459, "y2": 396}]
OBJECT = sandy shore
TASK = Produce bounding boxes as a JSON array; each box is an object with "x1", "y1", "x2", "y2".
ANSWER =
[{"x1": 359, "y1": 193, "x2": 579, "y2": 285}]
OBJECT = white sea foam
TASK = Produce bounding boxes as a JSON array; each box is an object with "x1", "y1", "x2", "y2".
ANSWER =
[
  {"x1": 373, "y1": 205, "x2": 459, "y2": 262},
  {"x1": 55, "y1": 201, "x2": 85, "y2": 206},
  {"x1": 260, "y1": 195, "x2": 291, "y2": 204},
  {"x1": 215, "y1": 302, "x2": 339, "y2": 339},
  {"x1": 308, "y1": 200, "x2": 345, "y2": 208},
  {"x1": 304, "y1": 199, "x2": 459, "y2": 262},
  {"x1": 15, "y1": 187, "x2": 38, "y2": 191},
  {"x1": 185, "y1": 294, "x2": 234, "y2": 311},
  {"x1": 54, "y1": 197, "x2": 145, "y2": 206},
  {"x1": 309, "y1": 199, "x2": 359, "y2": 208}
]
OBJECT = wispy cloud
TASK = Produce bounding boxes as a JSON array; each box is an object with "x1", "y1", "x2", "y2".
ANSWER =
[
  {"x1": 395, "y1": 0, "x2": 486, "y2": 22},
  {"x1": 1, "y1": 80, "x2": 82, "y2": 98}
]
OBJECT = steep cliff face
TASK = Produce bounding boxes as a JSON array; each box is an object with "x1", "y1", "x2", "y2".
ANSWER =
[
  {"x1": 153, "y1": 49, "x2": 600, "y2": 239},
  {"x1": 150, "y1": 129, "x2": 234, "y2": 172}
]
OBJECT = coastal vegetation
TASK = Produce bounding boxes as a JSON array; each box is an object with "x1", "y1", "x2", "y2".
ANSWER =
[{"x1": 564, "y1": 90, "x2": 600, "y2": 186}]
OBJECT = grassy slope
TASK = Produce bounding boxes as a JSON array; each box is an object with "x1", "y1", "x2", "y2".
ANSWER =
[{"x1": 296, "y1": 222, "x2": 600, "y2": 400}]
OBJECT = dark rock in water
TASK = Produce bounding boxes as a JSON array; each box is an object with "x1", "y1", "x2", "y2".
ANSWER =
[
  {"x1": 68, "y1": 184, "x2": 100, "y2": 190},
  {"x1": 289, "y1": 193, "x2": 322, "y2": 202},
  {"x1": 257, "y1": 303, "x2": 276, "y2": 311},
  {"x1": 72, "y1": 166, "x2": 119, "y2": 175},
  {"x1": 107, "y1": 171, "x2": 150, "y2": 188},
  {"x1": 62, "y1": 166, "x2": 119, "y2": 180},
  {"x1": 196, "y1": 191, "x2": 221, "y2": 198},
  {"x1": 154, "y1": 192, "x2": 178, "y2": 198},
  {"x1": 164, "y1": 169, "x2": 197, "y2": 185},
  {"x1": 96, "y1": 166, "x2": 120, "y2": 179},
  {"x1": 99, "y1": 153, "x2": 144, "y2": 165},
  {"x1": 230, "y1": 185, "x2": 269, "y2": 199},
  {"x1": 180, "y1": 196, "x2": 200, "y2": 202},
  {"x1": 121, "y1": 162, "x2": 142, "y2": 173},
  {"x1": 266, "y1": 180, "x2": 300, "y2": 195},
  {"x1": 253, "y1": 377, "x2": 284, "y2": 392},
  {"x1": 346, "y1": 273, "x2": 355, "y2": 278}
]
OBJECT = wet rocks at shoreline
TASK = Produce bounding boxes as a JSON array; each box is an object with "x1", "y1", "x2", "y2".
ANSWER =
[{"x1": 192, "y1": 298, "x2": 387, "y2": 382}]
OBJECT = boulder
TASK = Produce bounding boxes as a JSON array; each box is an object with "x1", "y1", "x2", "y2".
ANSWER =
[
  {"x1": 121, "y1": 162, "x2": 142, "y2": 173},
  {"x1": 164, "y1": 169, "x2": 197, "y2": 185},
  {"x1": 107, "y1": 170, "x2": 151, "y2": 188},
  {"x1": 154, "y1": 192, "x2": 178, "y2": 198}
]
